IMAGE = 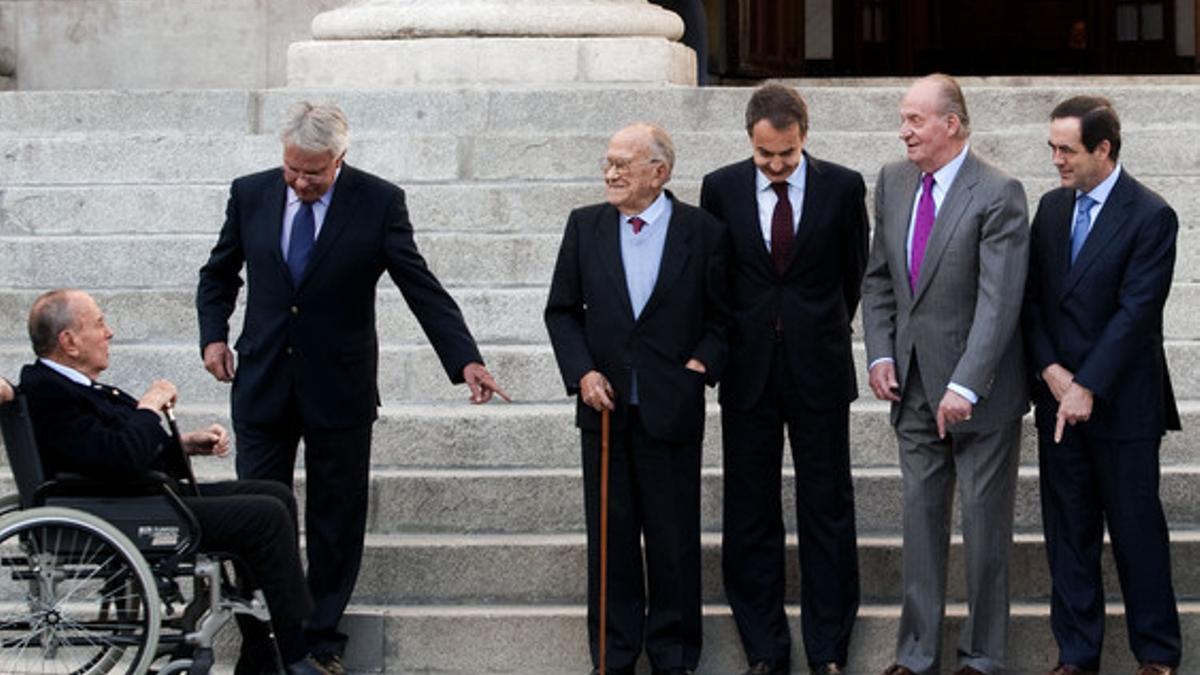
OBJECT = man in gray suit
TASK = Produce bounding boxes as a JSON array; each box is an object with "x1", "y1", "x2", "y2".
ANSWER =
[{"x1": 861, "y1": 74, "x2": 1030, "y2": 675}]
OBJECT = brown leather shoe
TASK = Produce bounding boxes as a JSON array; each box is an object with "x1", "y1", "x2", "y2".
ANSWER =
[
  {"x1": 1136, "y1": 665, "x2": 1176, "y2": 675},
  {"x1": 1049, "y1": 665, "x2": 1097, "y2": 675},
  {"x1": 882, "y1": 666, "x2": 915, "y2": 675}
]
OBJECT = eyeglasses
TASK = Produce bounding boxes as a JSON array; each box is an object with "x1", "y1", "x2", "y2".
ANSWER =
[
  {"x1": 601, "y1": 157, "x2": 662, "y2": 174},
  {"x1": 283, "y1": 166, "x2": 332, "y2": 183}
]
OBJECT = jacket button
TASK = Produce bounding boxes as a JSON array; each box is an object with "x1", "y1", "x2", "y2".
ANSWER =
[{"x1": 291, "y1": 305, "x2": 299, "y2": 315}]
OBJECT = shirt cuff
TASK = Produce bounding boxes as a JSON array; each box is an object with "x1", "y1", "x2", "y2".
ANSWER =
[
  {"x1": 947, "y1": 382, "x2": 979, "y2": 404},
  {"x1": 868, "y1": 357, "x2": 894, "y2": 372}
]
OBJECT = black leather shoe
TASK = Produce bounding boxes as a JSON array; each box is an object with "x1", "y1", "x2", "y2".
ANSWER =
[
  {"x1": 312, "y1": 654, "x2": 346, "y2": 675},
  {"x1": 745, "y1": 663, "x2": 788, "y2": 675},
  {"x1": 591, "y1": 667, "x2": 636, "y2": 675},
  {"x1": 286, "y1": 657, "x2": 332, "y2": 675},
  {"x1": 812, "y1": 663, "x2": 844, "y2": 675}
]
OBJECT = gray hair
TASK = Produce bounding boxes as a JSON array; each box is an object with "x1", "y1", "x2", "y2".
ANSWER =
[
  {"x1": 645, "y1": 123, "x2": 676, "y2": 172},
  {"x1": 28, "y1": 289, "x2": 78, "y2": 358},
  {"x1": 925, "y1": 73, "x2": 971, "y2": 139},
  {"x1": 280, "y1": 101, "x2": 350, "y2": 157}
]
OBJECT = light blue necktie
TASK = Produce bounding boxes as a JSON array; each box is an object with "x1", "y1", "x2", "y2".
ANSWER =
[
  {"x1": 287, "y1": 201, "x2": 316, "y2": 284},
  {"x1": 1070, "y1": 194, "x2": 1096, "y2": 265}
]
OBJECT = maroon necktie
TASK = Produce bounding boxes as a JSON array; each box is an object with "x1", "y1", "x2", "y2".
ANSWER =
[
  {"x1": 909, "y1": 173, "x2": 936, "y2": 292},
  {"x1": 629, "y1": 216, "x2": 646, "y2": 235},
  {"x1": 770, "y1": 182, "x2": 793, "y2": 275}
]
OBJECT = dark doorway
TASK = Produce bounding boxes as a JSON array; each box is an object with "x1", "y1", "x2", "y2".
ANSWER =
[{"x1": 719, "y1": 0, "x2": 806, "y2": 77}]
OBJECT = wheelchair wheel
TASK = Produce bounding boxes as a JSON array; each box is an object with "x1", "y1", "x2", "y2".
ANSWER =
[{"x1": 0, "y1": 507, "x2": 162, "y2": 675}]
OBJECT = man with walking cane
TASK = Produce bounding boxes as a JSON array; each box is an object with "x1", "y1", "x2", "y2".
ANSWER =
[{"x1": 546, "y1": 123, "x2": 731, "y2": 675}]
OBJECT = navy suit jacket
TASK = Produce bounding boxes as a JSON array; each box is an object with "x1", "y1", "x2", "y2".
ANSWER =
[
  {"x1": 544, "y1": 192, "x2": 731, "y2": 444},
  {"x1": 700, "y1": 154, "x2": 869, "y2": 411},
  {"x1": 197, "y1": 164, "x2": 482, "y2": 430},
  {"x1": 18, "y1": 361, "x2": 179, "y2": 480},
  {"x1": 1024, "y1": 169, "x2": 1181, "y2": 439}
]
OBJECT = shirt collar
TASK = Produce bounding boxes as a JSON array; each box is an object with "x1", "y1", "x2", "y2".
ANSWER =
[
  {"x1": 928, "y1": 143, "x2": 970, "y2": 190},
  {"x1": 286, "y1": 166, "x2": 341, "y2": 208},
  {"x1": 1077, "y1": 164, "x2": 1122, "y2": 206},
  {"x1": 623, "y1": 190, "x2": 670, "y2": 230},
  {"x1": 39, "y1": 357, "x2": 92, "y2": 387},
  {"x1": 755, "y1": 154, "x2": 808, "y2": 193}
]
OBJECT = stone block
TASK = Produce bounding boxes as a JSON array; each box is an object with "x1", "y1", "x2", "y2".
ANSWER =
[{"x1": 0, "y1": 91, "x2": 253, "y2": 134}]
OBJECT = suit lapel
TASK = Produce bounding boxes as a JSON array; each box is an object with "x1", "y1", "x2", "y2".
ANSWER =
[
  {"x1": 638, "y1": 193, "x2": 691, "y2": 323},
  {"x1": 735, "y1": 160, "x2": 775, "y2": 274},
  {"x1": 298, "y1": 165, "x2": 360, "y2": 290},
  {"x1": 912, "y1": 152, "x2": 978, "y2": 305},
  {"x1": 261, "y1": 175, "x2": 290, "y2": 287},
  {"x1": 888, "y1": 163, "x2": 922, "y2": 300},
  {"x1": 784, "y1": 153, "x2": 822, "y2": 275},
  {"x1": 1062, "y1": 172, "x2": 1132, "y2": 296},
  {"x1": 596, "y1": 204, "x2": 636, "y2": 321}
]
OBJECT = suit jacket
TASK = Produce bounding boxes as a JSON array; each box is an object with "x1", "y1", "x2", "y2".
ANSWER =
[
  {"x1": 544, "y1": 192, "x2": 731, "y2": 444},
  {"x1": 700, "y1": 154, "x2": 869, "y2": 411},
  {"x1": 1023, "y1": 169, "x2": 1181, "y2": 439},
  {"x1": 19, "y1": 361, "x2": 178, "y2": 480},
  {"x1": 196, "y1": 164, "x2": 482, "y2": 430},
  {"x1": 861, "y1": 150, "x2": 1030, "y2": 429}
]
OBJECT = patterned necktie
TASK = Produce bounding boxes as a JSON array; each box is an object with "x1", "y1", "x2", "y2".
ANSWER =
[
  {"x1": 909, "y1": 173, "x2": 936, "y2": 292},
  {"x1": 1070, "y1": 194, "x2": 1097, "y2": 265},
  {"x1": 629, "y1": 216, "x2": 646, "y2": 235},
  {"x1": 287, "y1": 201, "x2": 316, "y2": 284},
  {"x1": 770, "y1": 182, "x2": 794, "y2": 275}
]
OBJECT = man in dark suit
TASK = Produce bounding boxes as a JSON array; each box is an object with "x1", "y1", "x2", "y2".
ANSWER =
[
  {"x1": 861, "y1": 74, "x2": 1029, "y2": 675},
  {"x1": 196, "y1": 101, "x2": 508, "y2": 672},
  {"x1": 17, "y1": 289, "x2": 328, "y2": 675},
  {"x1": 1024, "y1": 96, "x2": 1181, "y2": 675},
  {"x1": 699, "y1": 83, "x2": 866, "y2": 675},
  {"x1": 545, "y1": 123, "x2": 730, "y2": 675}
]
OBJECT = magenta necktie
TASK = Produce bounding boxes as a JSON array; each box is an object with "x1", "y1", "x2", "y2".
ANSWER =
[
  {"x1": 770, "y1": 182, "x2": 794, "y2": 275},
  {"x1": 629, "y1": 216, "x2": 646, "y2": 235},
  {"x1": 909, "y1": 173, "x2": 936, "y2": 292}
]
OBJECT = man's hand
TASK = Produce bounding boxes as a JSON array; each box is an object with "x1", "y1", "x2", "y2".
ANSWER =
[
  {"x1": 203, "y1": 342, "x2": 236, "y2": 382},
  {"x1": 579, "y1": 370, "x2": 615, "y2": 412},
  {"x1": 684, "y1": 358, "x2": 706, "y2": 374},
  {"x1": 182, "y1": 423, "x2": 231, "y2": 457},
  {"x1": 1041, "y1": 363, "x2": 1074, "y2": 402},
  {"x1": 137, "y1": 380, "x2": 178, "y2": 412},
  {"x1": 463, "y1": 362, "x2": 511, "y2": 404},
  {"x1": 1055, "y1": 381, "x2": 1094, "y2": 443},
  {"x1": 0, "y1": 379, "x2": 13, "y2": 404},
  {"x1": 936, "y1": 389, "x2": 974, "y2": 439},
  {"x1": 868, "y1": 361, "x2": 901, "y2": 402}
]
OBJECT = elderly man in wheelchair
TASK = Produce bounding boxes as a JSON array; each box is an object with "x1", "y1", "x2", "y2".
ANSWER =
[{"x1": 0, "y1": 289, "x2": 331, "y2": 675}]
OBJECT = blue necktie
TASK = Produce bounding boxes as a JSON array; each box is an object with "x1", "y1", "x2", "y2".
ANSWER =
[
  {"x1": 287, "y1": 201, "x2": 316, "y2": 284},
  {"x1": 1070, "y1": 194, "x2": 1096, "y2": 265}
]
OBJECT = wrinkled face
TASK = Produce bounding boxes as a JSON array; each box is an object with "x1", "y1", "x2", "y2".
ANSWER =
[
  {"x1": 899, "y1": 80, "x2": 959, "y2": 173},
  {"x1": 603, "y1": 127, "x2": 668, "y2": 215},
  {"x1": 750, "y1": 120, "x2": 805, "y2": 183},
  {"x1": 63, "y1": 292, "x2": 113, "y2": 380},
  {"x1": 1048, "y1": 116, "x2": 1111, "y2": 192},
  {"x1": 283, "y1": 145, "x2": 342, "y2": 202}
]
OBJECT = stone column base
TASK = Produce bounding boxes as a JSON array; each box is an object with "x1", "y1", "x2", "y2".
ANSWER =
[{"x1": 287, "y1": 37, "x2": 696, "y2": 87}]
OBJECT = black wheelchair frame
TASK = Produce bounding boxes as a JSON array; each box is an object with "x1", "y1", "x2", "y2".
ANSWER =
[{"x1": 0, "y1": 388, "x2": 282, "y2": 675}]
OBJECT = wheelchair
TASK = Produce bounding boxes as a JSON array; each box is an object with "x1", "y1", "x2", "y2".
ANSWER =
[{"x1": 0, "y1": 388, "x2": 283, "y2": 675}]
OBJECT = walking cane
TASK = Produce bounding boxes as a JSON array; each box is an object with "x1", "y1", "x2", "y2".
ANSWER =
[{"x1": 598, "y1": 407, "x2": 611, "y2": 675}]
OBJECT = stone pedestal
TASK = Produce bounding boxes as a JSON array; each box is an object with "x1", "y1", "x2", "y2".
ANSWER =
[{"x1": 287, "y1": 0, "x2": 696, "y2": 87}]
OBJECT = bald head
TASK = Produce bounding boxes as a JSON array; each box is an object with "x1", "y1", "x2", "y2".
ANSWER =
[
  {"x1": 604, "y1": 123, "x2": 675, "y2": 215},
  {"x1": 28, "y1": 289, "x2": 112, "y2": 379}
]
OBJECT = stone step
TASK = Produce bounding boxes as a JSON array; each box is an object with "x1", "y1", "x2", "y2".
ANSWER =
[
  {"x1": 330, "y1": 601, "x2": 1200, "y2": 674},
  {"x1": 1, "y1": 128, "x2": 1197, "y2": 188},
  {"x1": 6, "y1": 175, "x2": 1200, "y2": 238},
  {"x1": 3, "y1": 84, "x2": 1200, "y2": 136},
  {"x1": 4, "y1": 283, "x2": 1200, "y2": 347},
  {"x1": 5, "y1": 343, "x2": 1200, "y2": 405},
  {"x1": 349, "y1": 531, "x2": 1200, "y2": 606},
  {"x1": 298, "y1": 466, "x2": 1200, "y2": 537}
]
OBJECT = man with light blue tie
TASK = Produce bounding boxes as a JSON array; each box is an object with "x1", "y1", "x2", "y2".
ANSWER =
[
  {"x1": 546, "y1": 123, "x2": 731, "y2": 675},
  {"x1": 196, "y1": 101, "x2": 508, "y2": 674},
  {"x1": 861, "y1": 74, "x2": 1029, "y2": 675},
  {"x1": 1024, "y1": 96, "x2": 1181, "y2": 675}
]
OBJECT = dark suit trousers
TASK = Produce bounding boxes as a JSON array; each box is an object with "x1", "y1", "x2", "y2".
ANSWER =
[
  {"x1": 1037, "y1": 407, "x2": 1181, "y2": 669},
  {"x1": 721, "y1": 343, "x2": 859, "y2": 669},
  {"x1": 233, "y1": 401, "x2": 373, "y2": 658},
  {"x1": 187, "y1": 479, "x2": 312, "y2": 663},
  {"x1": 582, "y1": 407, "x2": 702, "y2": 672}
]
